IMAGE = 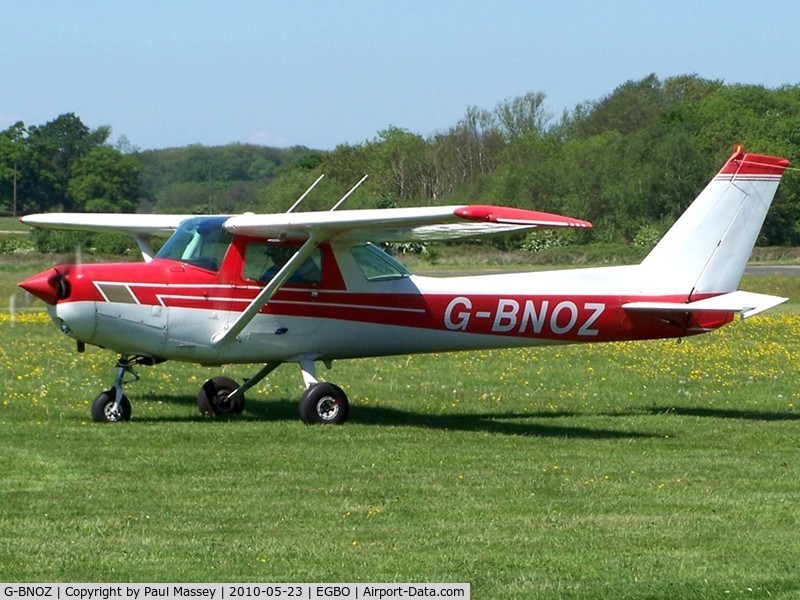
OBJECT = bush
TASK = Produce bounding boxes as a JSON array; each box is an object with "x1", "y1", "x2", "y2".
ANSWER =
[
  {"x1": 0, "y1": 237, "x2": 36, "y2": 255},
  {"x1": 30, "y1": 229, "x2": 135, "y2": 255},
  {"x1": 521, "y1": 229, "x2": 576, "y2": 253},
  {"x1": 632, "y1": 223, "x2": 667, "y2": 248}
]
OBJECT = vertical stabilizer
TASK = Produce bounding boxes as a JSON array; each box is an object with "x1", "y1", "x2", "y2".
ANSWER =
[{"x1": 640, "y1": 147, "x2": 790, "y2": 297}]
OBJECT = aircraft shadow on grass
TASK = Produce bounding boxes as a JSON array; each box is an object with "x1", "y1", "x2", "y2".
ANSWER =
[
  {"x1": 133, "y1": 394, "x2": 658, "y2": 439},
  {"x1": 647, "y1": 405, "x2": 800, "y2": 422}
]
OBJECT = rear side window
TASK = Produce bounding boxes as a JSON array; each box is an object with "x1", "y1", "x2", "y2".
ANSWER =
[{"x1": 351, "y1": 243, "x2": 410, "y2": 282}]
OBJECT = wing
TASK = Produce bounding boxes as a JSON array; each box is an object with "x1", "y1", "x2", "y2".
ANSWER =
[
  {"x1": 223, "y1": 205, "x2": 592, "y2": 242},
  {"x1": 20, "y1": 212, "x2": 204, "y2": 262},
  {"x1": 20, "y1": 212, "x2": 197, "y2": 236}
]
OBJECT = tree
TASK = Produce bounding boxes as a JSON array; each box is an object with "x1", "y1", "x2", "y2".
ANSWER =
[
  {"x1": 427, "y1": 105, "x2": 504, "y2": 199},
  {"x1": 494, "y1": 91, "x2": 552, "y2": 141},
  {"x1": 0, "y1": 121, "x2": 27, "y2": 216},
  {"x1": 570, "y1": 74, "x2": 663, "y2": 138},
  {"x1": 24, "y1": 113, "x2": 111, "y2": 211},
  {"x1": 371, "y1": 127, "x2": 429, "y2": 202},
  {"x1": 68, "y1": 147, "x2": 140, "y2": 212}
]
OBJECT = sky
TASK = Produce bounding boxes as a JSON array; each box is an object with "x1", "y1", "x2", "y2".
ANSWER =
[{"x1": 2, "y1": 0, "x2": 799, "y2": 151}]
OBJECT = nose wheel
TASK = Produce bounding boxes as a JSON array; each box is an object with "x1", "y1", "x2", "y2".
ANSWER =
[
  {"x1": 91, "y1": 390, "x2": 132, "y2": 422},
  {"x1": 91, "y1": 355, "x2": 143, "y2": 422}
]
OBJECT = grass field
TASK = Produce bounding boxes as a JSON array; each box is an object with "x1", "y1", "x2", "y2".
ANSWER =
[{"x1": 2, "y1": 262, "x2": 800, "y2": 598}]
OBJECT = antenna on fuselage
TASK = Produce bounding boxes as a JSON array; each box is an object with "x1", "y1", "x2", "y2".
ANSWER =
[
  {"x1": 286, "y1": 173, "x2": 325, "y2": 213},
  {"x1": 329, "y1": 174, "x2": 368, "y2": 211}
]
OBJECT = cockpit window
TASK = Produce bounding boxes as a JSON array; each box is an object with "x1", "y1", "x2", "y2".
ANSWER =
[
  {"x1": 351, "y1": 243, "x2": 410, "y2": 282},
  {"x1": 155, "y1": 216, "x2": 232, "y2": 272}
]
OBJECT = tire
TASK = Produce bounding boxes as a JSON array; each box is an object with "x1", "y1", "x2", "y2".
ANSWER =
[
  {"x1": 299, "y1": 382, "x2": 349, "y2": 425},
  {"x1": 198, "y1": 376, "x2": 244, "y2": 416},
  {"x1": 91, "y1": 390, "x2": 132, "y2": 423}
]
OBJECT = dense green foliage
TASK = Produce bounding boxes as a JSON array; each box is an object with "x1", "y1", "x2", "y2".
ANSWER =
[
  {"x1": 136, "y1": 143, "x2": 313, "y2": 213},
  {"x1": 291, "y1": 75, "x2": 800, "y2": 246},
  {"x1": 3, "y1": 75, "x2": 800, "y2": 250},
  {"x1": 0, "y1": 114, "x2": 136, "y2": 216}
]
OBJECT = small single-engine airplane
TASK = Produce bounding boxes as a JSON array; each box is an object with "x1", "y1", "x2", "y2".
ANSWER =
[{"x1": 18, "y1": 147, "x2": 790, "y2": 424}]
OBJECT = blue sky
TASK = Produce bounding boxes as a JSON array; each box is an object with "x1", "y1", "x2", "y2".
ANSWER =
[{"x1": 2, "y1": 0, "x2": 798, "y2": 151}]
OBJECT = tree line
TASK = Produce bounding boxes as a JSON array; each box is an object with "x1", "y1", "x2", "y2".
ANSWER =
[
  {"x1": 291, "y1": 75, "x2": 800, "y2": 246},
  {"x1": 2, "y1": 74, "x2": 800, "y2": 250}
]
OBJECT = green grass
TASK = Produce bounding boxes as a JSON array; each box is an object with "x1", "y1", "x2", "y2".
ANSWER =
[
  {"x1": 0, "y1": 216, "x2": 28, "y2": 233},
  {"x1": 1, "y1": 267, "x2": 800, "y2": 598}
]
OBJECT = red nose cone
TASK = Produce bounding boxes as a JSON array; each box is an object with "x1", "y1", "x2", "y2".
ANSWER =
[{"x1": 19, "y1": 268, "x2": 61, "y2": 305}]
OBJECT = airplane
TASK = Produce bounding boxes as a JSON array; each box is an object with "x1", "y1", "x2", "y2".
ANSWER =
[{"x1": 18, "y1": 146, "x2": 791, "y2": 425}]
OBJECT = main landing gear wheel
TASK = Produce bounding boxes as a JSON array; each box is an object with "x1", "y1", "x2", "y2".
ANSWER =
[
  {"x1": 299, "y1": 382, "x2": 350, "y2": 425},
  {"x1": 198, "y1": 376, "x2": 245, "y2": 416},
  {"x1": 91, "y1": 390, "x2": 132, "y2": 423}
]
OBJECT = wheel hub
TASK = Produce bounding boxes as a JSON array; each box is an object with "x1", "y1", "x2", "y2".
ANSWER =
[
  {"x1": 317, "y1": 396, "x2": 340, "y2": 421},
  {"x1": 215, "y1": 392, "x2": 232, "y2": 411},
  {"x1": 104, "y1": 403, "x2": 122, "y2": 422}
]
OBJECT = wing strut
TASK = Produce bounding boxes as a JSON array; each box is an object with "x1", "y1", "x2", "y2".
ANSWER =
[
  {"x1": 211, "y1": 235, "x2": 323, "y2": 347},
  {"x1": 330, "y1": 175, "x2": 368, "y2": 211},
  {"x1": 133, "y1": 234, "x2": 156, "y2": 263},
  {"x1": 286, "y1": 174, "x2": 325, "y2": 213}
]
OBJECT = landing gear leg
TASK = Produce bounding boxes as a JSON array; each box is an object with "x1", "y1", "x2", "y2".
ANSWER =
[
  {"x1": 298, "y1": 360, "x2": 350, "y2": 425},
  {"x1": 91, "y1": 355, "x2": 140, "y2": 422}
]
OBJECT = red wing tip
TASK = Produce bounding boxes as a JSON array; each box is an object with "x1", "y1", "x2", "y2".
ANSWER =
[{"x1": 455, "y1": 205, "x2": 592, "y2": 228}]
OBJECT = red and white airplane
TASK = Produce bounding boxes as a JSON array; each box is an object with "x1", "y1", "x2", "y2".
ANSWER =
[{"x1": 19, "y1": 147, "x2": 791, "y2": 424}]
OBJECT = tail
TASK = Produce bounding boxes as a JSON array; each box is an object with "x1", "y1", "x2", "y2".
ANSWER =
[{"x1": 640, "y1": 147, "x2": 790, "y2": 298}]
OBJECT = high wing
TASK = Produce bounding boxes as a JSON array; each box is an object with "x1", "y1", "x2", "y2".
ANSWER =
[
  {"x1": 20, "y1": 213, "x2": 201, "y2": 262},
  {"x1": 21, "y1": 204, "x2": 591, "y2": 251},
  {"x1": 19, "y1": 212, "x2": 196, "y2": 236},
  {"x1": 223, "y1": 205, "x2": 592, "y2": 242}
]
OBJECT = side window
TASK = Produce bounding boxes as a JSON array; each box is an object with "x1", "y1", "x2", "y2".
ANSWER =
[
  {"x1": 351, "y1": 243, "x2": 410, "y2": 282},
  {"x1": 243, "y1": 242, "x2": 322, "y2": 286}
]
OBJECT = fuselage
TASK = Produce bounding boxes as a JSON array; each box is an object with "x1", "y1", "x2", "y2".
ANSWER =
[{"x1": 27, "y1": 234, "x2": 731, "y2": 367}]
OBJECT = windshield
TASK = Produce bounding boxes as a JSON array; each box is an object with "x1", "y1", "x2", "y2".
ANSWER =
[{"x1": 155, "y1": 216, "x2": 232, "y2": 272}]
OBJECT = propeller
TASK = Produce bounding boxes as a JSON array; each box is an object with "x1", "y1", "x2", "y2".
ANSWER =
[
  {"x1": 18, "y1": 245, "x2": 83, "y2": 306},
  {"x1": 8, "y1": 289, "x2": 34, "y2": 325}
]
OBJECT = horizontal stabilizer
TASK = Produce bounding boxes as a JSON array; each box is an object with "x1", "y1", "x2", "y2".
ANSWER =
[{"x1": 622, "y1": 291, "x2": 787, "y2": 319}]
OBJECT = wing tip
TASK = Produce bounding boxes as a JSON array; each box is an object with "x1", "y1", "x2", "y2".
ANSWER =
[{"x1": 454, "y1": 205, "x2": 592, "y2": 228}]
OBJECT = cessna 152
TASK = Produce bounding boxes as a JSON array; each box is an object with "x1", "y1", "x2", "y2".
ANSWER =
[{"x1": 18, "y1": 147, "x2": 791, "y2": 424}]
